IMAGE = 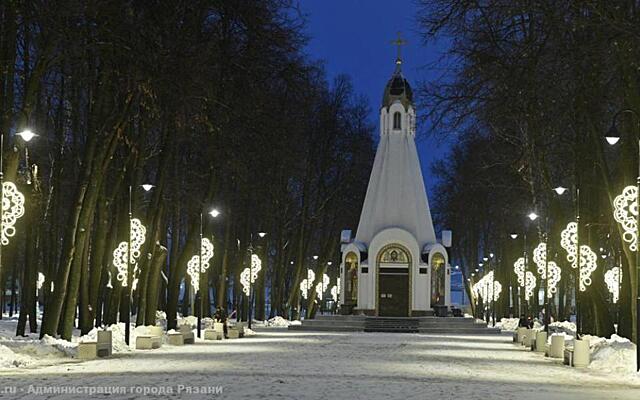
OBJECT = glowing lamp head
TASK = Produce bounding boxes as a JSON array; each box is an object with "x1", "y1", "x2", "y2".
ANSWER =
[
  {"x1": 209, "y1": 208, "x2": 220, "y2": 218},
  {"x1": 455, "y1": 265, "x2": 460, "y2": 270},
  {"x1": 16, "y1": 129, "x2": 36, "y2": 142},
  {"x1": 141, "y1": 184, "x2": 154, "y2": 192},
  {"x1": 553, "y1": 186, "x2": 567, "y2": 195},
  {"x1": 605, "y1": 124, "x2": 621, "y2": 146},
  {"x1": 313, "y1": 255, "x2": 319, "y2": 260},
  {"x1": 327, "y1": 261, "x2": 332, "y2": 266},
  {"x1": 489, "y1": 253, "x2": 494, "y2": 258},
  {"x1": 258, "y1": 231, "x2": 267, "y2": 238},
  {"x1": 482, "y1": 257, "x2": 488, "y2": 262},
  {"x1": 528, "y1": 212, "x2": 539, "y2": 221},
  {"x1": 510, "y1": 233, "x2": 518, "y2": 239},
  {"x1": 606, "y1": 136, "x2": 621, "y2": 145},
  {"x1": 475, "y1": 268, "x2": 480, "y2": 272}
]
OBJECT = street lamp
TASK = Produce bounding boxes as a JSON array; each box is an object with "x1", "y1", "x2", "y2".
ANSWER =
[
  {"x1": 195, "y1": 208, "x2": 220, "y2": 338},
  {"x1": 111, "y1": 184, "x2": 152, "y2": 345},
  {"x1": 606, "y1": 109, "x2": 640, "y2": 371},
  {"x1": 247, "y1": 232, "x2": 266, "y2": 330},
  {"x1": 0, "y1": 131, "x2": 31, "y2": 299},
  {"x1": 528, "y1": 212, "x2": 539, "y2": 221}
]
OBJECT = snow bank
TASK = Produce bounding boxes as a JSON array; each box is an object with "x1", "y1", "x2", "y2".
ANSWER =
[
  {"x1": 78, "y1": 323, "x2": 135, "y2": 353},
  {"x1": 582, "y1": 334, "x2": 638, "y2": 376},
  {"x1": 549, "y1": 321, "x2": 576, "y2": 336},
  {"x1": 496, "y1": 318, "x2": 519, "y2": 331},
  {"x1": 179, "y1": 315, "x2": 198, "y2": 328},
  {"x1": 266, "y1": 316, "x2": 300, "y2": 327}
]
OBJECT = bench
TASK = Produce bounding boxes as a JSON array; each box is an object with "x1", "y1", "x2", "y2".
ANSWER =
[
  {"x1": 179, "y1": 325, "x2": 195, "y2": 344},
  {"x1": 564, "y1": 339, "x2": 589, "y2": 367},
  {"x1": 167, "y1": 332, "x2": 184, "y2": 346},
  {"x1": 548, "y1": 334, "x2": 565, "y2": 358},
  {"x1": 78, "y1": 342, "x2": 98, "y2": 360},
  {"x1": 97, "y1": 330, "x2": 112, "y2": 357},
  {"x1": 534, "y1": 331, "x2": 547, "y2": 353},
  {"x1": 136, "y1": 335, "x2": 162, "y2": 350},
  {"x1": 204, "y1": 329, "x2": 223, "y2": 340},
  {"x1": 78, "y1": 329, "x2": 113, "y2": 360}
]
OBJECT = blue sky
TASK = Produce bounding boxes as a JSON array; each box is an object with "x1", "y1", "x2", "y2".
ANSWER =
[{"x1": 298, "y1": 0, "x2": 452, "y2": 195}]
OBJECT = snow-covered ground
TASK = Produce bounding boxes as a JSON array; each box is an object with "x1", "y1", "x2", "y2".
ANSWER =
[{"x1": 0, "y1": 326, "x2": 637, "y2": 399}]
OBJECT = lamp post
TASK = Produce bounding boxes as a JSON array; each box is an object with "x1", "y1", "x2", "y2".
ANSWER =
[
  {"x1": 247, "y1": 231, "x2": 266, "y2": 330},
  {"x1": 605, "y1": 109, "x2": 640, "y2": 371},
  {"x1": 525, "y1": 212, "x2": 538, "y2": 317},
  {"x1": 123, "y1": 183, "x2": 154, "y2": 346},
  {"x1": 554, "y1": 184, "x2": 582, "y2": 336},
  {"x1": 196, "y1": 208, "x2": 221, "y2": 338},
  {"x1": 0, "y1": 130, "x2": 34, "y2": 300}
]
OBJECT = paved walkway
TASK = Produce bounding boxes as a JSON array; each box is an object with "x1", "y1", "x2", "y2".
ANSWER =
[{"x1": 0, "y1": 330, "x2": 638, "y2": 399}]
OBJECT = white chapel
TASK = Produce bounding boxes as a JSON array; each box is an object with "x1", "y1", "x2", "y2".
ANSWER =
[{"x1": 339, "y1": 53, "x2": 451, "y2": 317}]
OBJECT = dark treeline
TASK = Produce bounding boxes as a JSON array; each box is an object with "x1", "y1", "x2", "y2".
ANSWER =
[
  {"x1": 418, "y1": 1, "x2": 639, "y2": 341},
  {"x1": 0, "y1": 0, "x2": 375, "y2": 339}
]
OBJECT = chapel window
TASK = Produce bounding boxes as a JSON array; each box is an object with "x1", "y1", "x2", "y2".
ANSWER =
[
  {"x1": 393, "y1": 112, "x2": 402, "y2": 130},
  {"x1": 345, "y1": 252, "x2": 358, "y2": 305}
]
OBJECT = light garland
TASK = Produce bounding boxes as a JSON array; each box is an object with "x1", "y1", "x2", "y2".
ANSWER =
[
  {"x1": 604, "y1": 267, "x2": 622, "y2": 304},
  {"x1": 471, "y1": 271, "x2": 502, "y2": 302},
  {"x1": 112, "y1": 218, "x2": 147, "y2": 288},
  {"x1": 532, "y1": 242, "x2": 562, "y2": 298},
  {"x1": 186, "y1": 238, "x2": 215, "y2": 290},
  {"x1": 240, "y1": 254, "x2": 262, "y2": 296},
  {"x1": 514, "y1": 257, "x2": 525, "y2": 287},
  {"x1": 315, "y1": 273, "x2": 330, "y2": 300},
  {"x1": 613, "y1": 185, "x2": 638, "y2": 251},
  {"x1": 559, "y1": 221, "x2": 598, "y2": 291},
  {"x1": 299, "y1": 269, "x2": 315, "y2": 299},
  {"x1": 1, "y1": 182, "x2": 25, "y2": 245},
  {"x1": 524, "y1": 271, "x2": 536, "y2": 301}
]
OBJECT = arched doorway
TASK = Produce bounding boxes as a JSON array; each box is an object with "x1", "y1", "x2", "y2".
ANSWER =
[
  {"x1": 430, "y1": 253, "x2": 446, "y2": 306},
  {"x1": 377, "y1": 244, "x2": 410, "y2": 317}
]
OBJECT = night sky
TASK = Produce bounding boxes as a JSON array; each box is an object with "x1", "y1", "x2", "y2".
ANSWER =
[{"x1": 298, "y1": 0, "x2": 452, "y2": 197}]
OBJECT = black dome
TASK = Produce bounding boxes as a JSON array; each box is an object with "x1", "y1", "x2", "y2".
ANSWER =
[{"x1": 382, "y1": 64, "x2": 413, "y2": 108}]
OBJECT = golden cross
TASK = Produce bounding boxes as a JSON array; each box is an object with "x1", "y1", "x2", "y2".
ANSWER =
[{"x1": 391, "y1": 32, "x2": 407, "y2": 62}]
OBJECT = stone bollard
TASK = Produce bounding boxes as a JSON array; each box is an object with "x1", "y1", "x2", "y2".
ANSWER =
[
  {"x1": 572, "y1": 338, "x2": 590, "y2": 368},
  {"x1": 523, "y1": 329, "x2": 534, "y2": 348},
  {"x1": 535, "y1": 331, "x2": 547, "y2": 353},
  {"x1": 549, "y1": 334, "x2": 565, "y2": 359},
  {"x1": 516, "y1": 327, "x2": 528, "y2": 344}
]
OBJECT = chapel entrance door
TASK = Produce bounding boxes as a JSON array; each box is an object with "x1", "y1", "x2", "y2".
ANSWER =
[{"x1": 377, "y1": 245, "x2": 410, "y2": 317}]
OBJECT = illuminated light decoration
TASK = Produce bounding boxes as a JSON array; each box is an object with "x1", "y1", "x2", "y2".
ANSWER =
[
  {"x1": 514, "y1": 257, "x2": 525, "y2": 287},
  {"x1": 1, "y1": 182, "x2": 25, "y2": 245},
  {"x1": 532, "y1": 242, "x2": 562, "y2": 298},
  {"x1": 560, "y1": 222, "x2": 579, "y2": 268},
  {"x1": 604, "y1": 267, "x2": 622, "y2": 304},
  {"x1": 331, "y1": 285, "x2": 338, "y2": 301},
  {"x1": 112, "y1": 218, "x2": 147, "y2": 288},
  {"x1": 299, "y1": 269, "x2": 316, "y2": 299},
  {"x1": 471, "y1": 271, "x2": 502, "y2": 302},
  {"x1": 186, "y1": 238, "x2": 215, "y2": 290},
  {"x1": 577, "y1": 245, "x2": 597, "y2": 291},
  {"x1": 239, "y1": 254, "x2": 262, "y2": 296},
  {"x1": 37, "y1": 273, "x2": 45, "y2": 291},
  {"x1": 315, "y1": 273, "x2": 330, "y2": 300},
  {"x1": 524, "y1": 271, "x2": 536, "y2": 301},
  {"x1": 559, "y1": 221, "x2": 598, "y2": 291},
  {"x1": 613, "y1": 185, "x2": 638, "y2": 251}
]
